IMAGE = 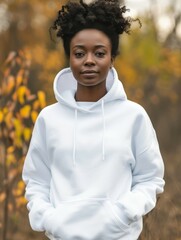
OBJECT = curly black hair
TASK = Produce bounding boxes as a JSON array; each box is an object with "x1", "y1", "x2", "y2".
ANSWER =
[{"x1": 50, "y1": 0, "x2": 141, "y2": 57}]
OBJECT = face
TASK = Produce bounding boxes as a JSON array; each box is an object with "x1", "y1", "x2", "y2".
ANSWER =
[{"x1": 69, "y1": 29, "x2": 113, "y2": 88}]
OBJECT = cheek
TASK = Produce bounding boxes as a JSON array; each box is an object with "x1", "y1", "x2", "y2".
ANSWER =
[
  {"x1": 101, "y1": 60, "x2": 112, "y2": 72},
  {"x1": 69, "y1": 58, "x2": 74, "y2": 69},
  {"x1": 69, "y1": 61, "x2": 80, "y2": 80},
  {"x1": 70, "y1": 58, "x2": 82, "y2": 69},
  {"x1": 70, "y1": 61, "x2": 79, "y2": 75}
]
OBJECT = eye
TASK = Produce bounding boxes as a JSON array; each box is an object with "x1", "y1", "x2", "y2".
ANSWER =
[
  {"x1": 95, "y1": 51, "x2": 106, "y2": 58},
  {"x1": 74, "y1": 52, "x2": 85, "y2": 58}
]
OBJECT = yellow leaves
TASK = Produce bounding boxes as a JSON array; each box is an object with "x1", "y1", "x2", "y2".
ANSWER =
[
  {"x1": 4, "y1": 111, "x2": 13, "y2": 129},
  {"x1": 33, "y1": 100, "x2": 40, "y2": 110},
  {"x1": 6, "y1": 153, "x2": 16, "y2": 166},
  {"x1": 16, "y1": 85, "x2": 37, "y2": 105},
  {"x1": 31, "y1": 91, "x2": 46, "y2": 112},
  {"x1": 16, "y1": 74, "x2": 23, "y2": 87},
  {"x1": 23, "y1": 127, "x2": 31, "y2": 141},
  {"x1": 16, "y1": 196, "x2": 27, "y2": 208},
  {"x1": 13, "y1": 118, "x2": 23, "y2": 147},
  {"x1": 0, "y1": 111, "x2": 3, "y2": 123},
  {"x1": 20, "y1": 105, "x2": 31, "y2": 118},
  {"x1": 31, "y1": 110, "x2": 38, "y2": 123},
  {"x1": 16, "y1": 87, "x2": 46, "y2": 110},
  {"x1": 13, "y1": 118, "x2": 22, "y2": 135},
  {"x1": 37, "y1": 90, "x2": 46, "y2": 108},
  {"x1": 13, "y1": 181, "x2": 25, "y2": 197},
  {"x1": 6, "y1": 76, "x2": 15, "y2": 94},
  {"x1": 0, "y1": 108, "x2": 13, "y2": 128},
  {"x1": 6, "y1": 146, "x2": 16, "y2": 166},
  {"x1": 13, "y1": 180, "x2": 27, "y2": 207},
  {"x1": 7, "y1": 146, "x2": 15, "y2": 153},
  {"x1": 3, "y1": 107, "x2": 8, "y2": 115},
  {"x1": 11, "y1": 116, "x2": 31, "y2": 145},
  {"x1": 0, "y1": 75, "x2": 15, "y2": 95},
  {"x1": 17, "y1": 86, "x2": 29, "y2": 104},
  {"x1": 12, "y1": 91, "x2": 17, "y2": 101},
  {"x1": 0, "y1": 50, "x2": 48, "y2": 214}
]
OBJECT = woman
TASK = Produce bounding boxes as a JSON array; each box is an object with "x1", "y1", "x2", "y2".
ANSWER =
[{"x1": 22, "y1": 0, "x2": 165, "y2": 239}]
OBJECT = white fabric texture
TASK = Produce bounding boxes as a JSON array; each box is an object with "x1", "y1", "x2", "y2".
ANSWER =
[{"x1": 22, "y1": 67, "x2": 165, "y2": 240}]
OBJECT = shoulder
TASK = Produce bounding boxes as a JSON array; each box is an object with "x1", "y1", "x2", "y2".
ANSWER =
[
  {"x1": 33, "y1": 103, "x2": 60, "y2": 127},
  {"x1": 32, "y1": 103, "x2": 60, "y2": 133},
  {"x1": 121, "y1": 100, "x2": 154, "y2": 131},
  {"x1": 38, "y1": 103, "x2": 60, "y2": 118},
  {"x1": 123, "y1": 100, "x2": 149, "y2": 117}
]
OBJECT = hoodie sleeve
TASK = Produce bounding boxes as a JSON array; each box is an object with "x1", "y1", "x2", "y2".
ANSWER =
[
  {"x1": 113, "y1": 107, "x2": 165, "y2": 226},
  {"x1": 22, "y1": 111, "x2": 55, "y2": 232}
]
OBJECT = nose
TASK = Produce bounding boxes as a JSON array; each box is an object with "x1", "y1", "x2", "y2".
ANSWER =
[{"x1": 84, "y1": 53, "x2": 95, "y2": 66}]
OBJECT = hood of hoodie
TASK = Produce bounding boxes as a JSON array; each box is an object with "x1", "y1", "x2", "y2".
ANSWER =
[
  {"x1": 53, "y1": 67, "x2": 127, "y2": 112},
  {"x1": 53, "y1": 67, "x2": 127, "y2": 165}
]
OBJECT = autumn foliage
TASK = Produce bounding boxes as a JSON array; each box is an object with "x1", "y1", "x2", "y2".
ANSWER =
[
  {"x1": 0, "y1": 0, "x2": 181, "y2": 239},
  {"x1": 0, "y1": 51, "x2": 46, "y2": 240}
]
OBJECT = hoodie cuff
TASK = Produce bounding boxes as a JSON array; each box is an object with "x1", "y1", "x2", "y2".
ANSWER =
[{"x1": 42, "y1": 207, "x2": 56, "y2": 231}]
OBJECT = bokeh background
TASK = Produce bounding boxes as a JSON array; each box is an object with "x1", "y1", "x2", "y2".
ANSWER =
[{"x1": 0, "y1": 0, "x2": 181, "y2": 239}]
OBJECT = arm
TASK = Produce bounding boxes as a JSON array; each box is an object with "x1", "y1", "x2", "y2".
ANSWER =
[
  {"x1": 22, "y1": 112, "x2": 54, "y2": 231},
  {"x1": 114, "y1": 109, "x2": 165, "y2": 225}
]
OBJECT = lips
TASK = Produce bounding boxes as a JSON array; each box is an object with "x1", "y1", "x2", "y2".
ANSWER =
[
  {"x1": 80, "y1": 70, "x2": 99, "y2": 78},
  {"x1": 81, "y1": 70, "x2": 98, "y2": 74}
]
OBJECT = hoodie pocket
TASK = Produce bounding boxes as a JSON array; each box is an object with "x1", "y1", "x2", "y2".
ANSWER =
[
  {"x1": 103, "y1": 200, "x2": 130, "y2": 231},
  {"x1": 44, "y1": 199, "x2": 130, "y2": 240}
]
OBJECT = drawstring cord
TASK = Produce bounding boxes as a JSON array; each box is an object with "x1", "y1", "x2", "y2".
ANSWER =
[
  {"x1": 102, "y1": 100, "x2": 106, "y2": 161},
  {"x1": 73, "y1": 109, "x2": 77, "y2": 167}
]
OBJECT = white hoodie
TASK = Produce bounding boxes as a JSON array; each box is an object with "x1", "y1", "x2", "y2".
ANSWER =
[{"x1": 22, "y1": 67, "x2": 165, "y2": 240}]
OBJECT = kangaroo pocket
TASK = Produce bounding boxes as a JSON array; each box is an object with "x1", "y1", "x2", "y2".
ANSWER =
[{"x1": 44, "y1": 199, "x2": 131, "y2": 240}]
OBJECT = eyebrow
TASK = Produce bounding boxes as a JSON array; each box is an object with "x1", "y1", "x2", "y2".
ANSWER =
[{"x1": 72, "y1": 44, "x2": 107, "y2": 49}]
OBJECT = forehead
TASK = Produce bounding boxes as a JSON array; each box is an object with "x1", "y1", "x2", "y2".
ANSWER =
[{"x1": 70, "y1": 29, "x2": 111, "y2": 48}]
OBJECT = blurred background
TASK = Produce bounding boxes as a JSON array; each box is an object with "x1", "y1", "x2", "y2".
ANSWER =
[{"x1": 0, "y1": 0, "x2": 181, "y2": 239}]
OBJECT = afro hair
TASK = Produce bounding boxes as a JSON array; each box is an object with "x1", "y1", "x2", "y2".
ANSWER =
[{"x1": 50, "y1": 0, "x2": 141, "y2": 57}]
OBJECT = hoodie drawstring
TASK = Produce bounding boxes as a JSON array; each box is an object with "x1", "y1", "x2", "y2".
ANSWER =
[{"x1": 73, "y1": 109, "x2": 77, "y2": 167}]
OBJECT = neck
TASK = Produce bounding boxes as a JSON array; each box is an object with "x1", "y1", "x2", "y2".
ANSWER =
[{"x1": 75, "y1": 83, "x2": 107, "y2": 102}]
